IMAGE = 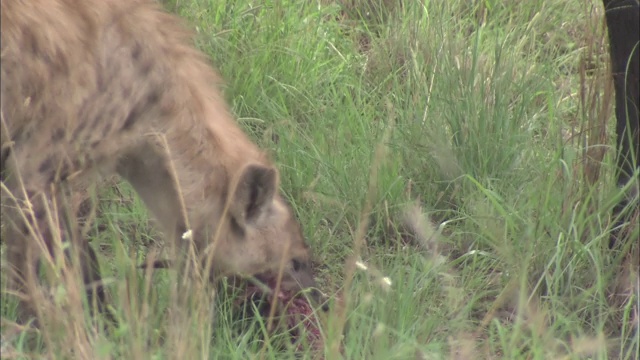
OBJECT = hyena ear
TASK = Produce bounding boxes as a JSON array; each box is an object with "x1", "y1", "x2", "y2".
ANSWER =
[{"x1": 230, "y1": 163, "x2": 278, "y2": 228}]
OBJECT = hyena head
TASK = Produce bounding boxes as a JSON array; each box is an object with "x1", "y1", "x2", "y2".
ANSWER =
[{"x1": 198, "y1": 162, "x2": 323, "y2": 305}]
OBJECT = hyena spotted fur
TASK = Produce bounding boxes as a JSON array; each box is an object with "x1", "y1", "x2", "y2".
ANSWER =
[{"x1": 1, "y1": 0, "x2": 323, "y2": 322}]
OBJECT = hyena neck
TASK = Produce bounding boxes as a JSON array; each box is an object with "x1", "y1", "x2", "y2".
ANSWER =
[{"x1": 159, "y1": 77, "x2": 270, "y2": 240}]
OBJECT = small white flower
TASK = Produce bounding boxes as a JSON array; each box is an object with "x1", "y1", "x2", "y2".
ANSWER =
[
  {"x1": 381, "y1": 277, "x2": 392, "y2": 291},
  {"x1": 372, "y1": 323, "x2": 386, "y2": 337}
]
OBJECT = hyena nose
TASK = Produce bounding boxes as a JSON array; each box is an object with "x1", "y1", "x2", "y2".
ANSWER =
[
  {"x1": 309, "y1": 288, "x2": 330, "y2": 312},
  {"x1": 289, "y1": 263, "x2": 329, "y2": 311},
  {"x1": 320, "y1": 300, "x2": 330, "y2": 312}
]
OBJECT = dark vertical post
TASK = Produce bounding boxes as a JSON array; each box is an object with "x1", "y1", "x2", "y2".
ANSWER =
[{"x1": 602, "y1": 0, "x2": 639, "y2": 248}]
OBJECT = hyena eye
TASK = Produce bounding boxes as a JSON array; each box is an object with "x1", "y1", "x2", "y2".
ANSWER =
[{"x1": 291, "y1": 258, "x2": 303, "y2": 271}]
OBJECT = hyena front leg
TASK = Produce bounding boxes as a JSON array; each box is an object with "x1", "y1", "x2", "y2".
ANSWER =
[
  {"x1": 115, "y1": 139, "x2": 189, "y2": 265},
  {"x1": 115, "y1": 139, "x2": 205, "y2": 319},
  {"x1": 3, "y1": 201, "x2": 41, "y2": 325},
  {"x1": 2, "y1": 182, "x2": 106, "y2": 325}
]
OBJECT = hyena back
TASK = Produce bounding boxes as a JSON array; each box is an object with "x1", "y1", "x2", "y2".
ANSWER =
[{"x1": 1, "y1": 0, "x2": 320, "y2": 322}]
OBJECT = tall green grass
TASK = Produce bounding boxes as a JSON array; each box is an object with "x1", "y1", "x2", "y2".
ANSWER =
[{"x1": 1, "y1": 0, "x2": 637, "y2": 358}]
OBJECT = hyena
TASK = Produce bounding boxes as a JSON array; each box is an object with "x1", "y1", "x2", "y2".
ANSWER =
[{"x1": 0, "y1": 0, "x2": 323, "y2": 322}]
